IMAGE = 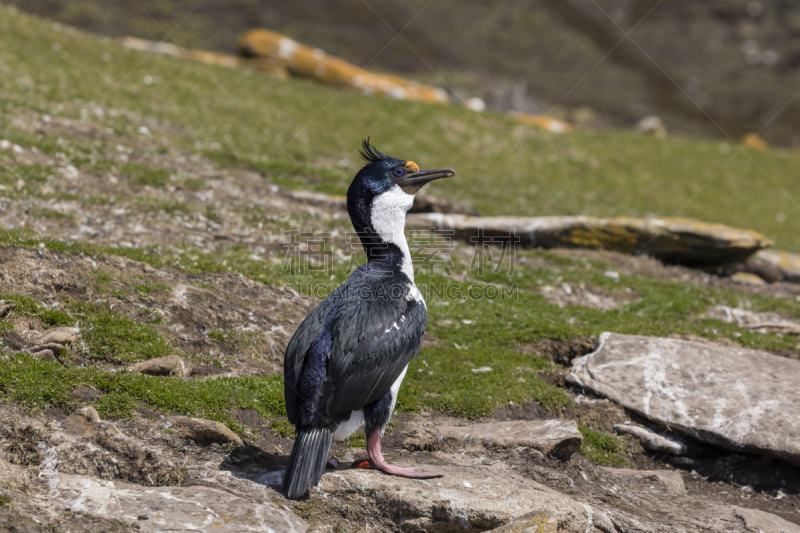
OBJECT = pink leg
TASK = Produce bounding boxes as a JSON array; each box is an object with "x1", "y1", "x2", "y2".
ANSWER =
[{"x1": 359, "y1": 428, "x2": 443, "y2": 479}]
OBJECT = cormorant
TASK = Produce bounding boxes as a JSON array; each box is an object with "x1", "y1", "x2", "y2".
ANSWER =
[{"x1": 282, "y1": 139, "x2": 455, "y2": 499}]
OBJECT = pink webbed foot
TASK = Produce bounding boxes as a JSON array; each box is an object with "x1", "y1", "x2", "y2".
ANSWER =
[{"x1": 359, "y1": 428, "x2": 443, "y2": 479}]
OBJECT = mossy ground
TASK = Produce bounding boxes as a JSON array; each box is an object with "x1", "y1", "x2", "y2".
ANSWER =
[
  {"x1": 0, "y1": 354, "x2": 283, "y2": 432},
  {"x1": 578, "y1": 425, "x2": 631, "y2": 468}
]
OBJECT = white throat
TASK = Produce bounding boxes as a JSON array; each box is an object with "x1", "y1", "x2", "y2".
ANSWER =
[{"x1": 370, "y1": 186, "x2": 415, "y2": 281}]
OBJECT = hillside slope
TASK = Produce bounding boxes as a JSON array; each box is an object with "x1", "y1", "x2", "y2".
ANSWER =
[
  {"x1": 8, "y1": 0, "x2": 800, "y2": 142},
  {"x1": 1, "y1": 5, "x2": 799, "y2": 251}
]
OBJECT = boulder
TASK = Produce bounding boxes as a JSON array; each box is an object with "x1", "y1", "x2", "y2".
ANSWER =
[
  {"x1": 437, "y1": 419, "x2": 583, "y2": 458},
  {"x1": 317, "y1": 461, "x2": 602, "y2": 532},
  {"x1": 238, "y1": 29, "x2": 449, "y2": 104},
  {"x1": 53, "y1": 474, "x2": 308, "y2": 533},
  {"x1": 733, "y1": 506, "x2": 800, "y2": 533},
  {"x1": 406, "y1": 214, "x2": 773, "y2": 265},
  {"x1": 613, "y1": 424, "x2": 686, "y2": 456},
  {"x1": 568, "y1": 333, "x2": 800, "y2": 464},
  {"x1": 170, "y1": 416, "x2": 244, "y2": 447},
  {"x1": 730, "y1": 271, "x2": 767, "y2": 285},
  {"x1": 409, "y1": 191, "x2": 479, "y2": 216},
  {"x1": 703, "y1": 305, "x2": 800, "y2": 335},
  {"x1": 129, "y1": 354, "x2": 191, "y2": 377},
  {"x1": 121, "y1": 36, "x2": 290, "y2": 79},
  {"x1": 487, "y1": 511, "x2": 558, "y2": 533},
  {"x1": 756, "y1": 250, "x2": 800, "y2": 283},
  {"x1": 71, "y1": 384, "x2": 103, "y2": 401},
  {"x1": 635, "y1": 115, "x2": 668, "y2": 138},
  {"x1": 489, "y1": 501, "x2": 800, "y2": 533},
  {"x1": 30, "y1": 348, "x2": 55, "y2": 360},
  {"x1": 38, "y1": 326, "x2": 79, "y2": 345},
  {"x1": 514, "y1": 113, "x2": 575, "y2": 133},
  {"x1": 316, "y1": 453, "x2": 800, "y2": 532},
  {"x1": 539, "y1": 282, "x2": 637, "y2": 311},
  {"x1": 62, "y1": 407, "x2": 150, "y2": 465},
  {"x1": 0, "y1": 457, "x2": 30, "y2": 488},
  {"x1": 600, "y1": 467, "x2": 686, "y2": 496}
]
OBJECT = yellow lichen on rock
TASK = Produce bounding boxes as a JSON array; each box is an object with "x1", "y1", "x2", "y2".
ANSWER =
[
  {"x1": 730, "y1": 272, "x2": 768, "y2": 285},
  {"x1": 741, "y1": 132, "x2": 768, "y2": 151},
  {"x1": 121, "y1": 36, "x2": 289, "y2": 79},
  {"x1": 756, "y1": 249, "x2": 800, "y2": 281},
  {"x1": 406, "y1": 213, "x2": 773, "y2": 265},
  {"x1": 514, "y1": 113, "x2": 575, "y2": 134},
  {"x1": 237, "y1": 29, "x2": 449, "y2": 104}
]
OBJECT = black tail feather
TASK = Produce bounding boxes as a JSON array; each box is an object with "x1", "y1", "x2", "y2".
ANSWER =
[{"x1": 282, "y1": 427, "x2": 333, "y2": 499}]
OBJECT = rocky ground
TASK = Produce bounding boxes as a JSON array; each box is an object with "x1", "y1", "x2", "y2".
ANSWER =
[{"x1": 2, "y1": 384, "x2": 800, "y2": 532}]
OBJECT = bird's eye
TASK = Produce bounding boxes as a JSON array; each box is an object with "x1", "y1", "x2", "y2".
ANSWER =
[{"x1": 392, "y1": 167, "x2": 404, "y2": 178}]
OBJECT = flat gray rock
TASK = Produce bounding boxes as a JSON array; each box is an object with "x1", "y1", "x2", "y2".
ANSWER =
[
  {"x1": 490, "y1": 504, "x2": 800, "y2": 533},
  {"x1": 317, "y1": 459, "x2": 603, "y2": 532},
  {"x1": 600, "y1": 467, "x2": 686, "y2": 496},
  {"x1": 54, "y1": 474, "x2": 307, "y2": 533},
  {"x1": 406, "y1": 213, "x2": 772, "y2": 264},
  {"x1": 568, "y1": 333, "x2": 800, "y2": 464},
  {"x1": 703, "y1": 305, "x2": 800, "y2": 335},
  {"x1": 316, "y1": 453, "x2": 800, "y2": 532},
  {"x1": 614, "y1": 424, "x2": 687, "y2": 456},
  {"x1": 437, "y1": 419, "x2": 583, "y2": 458}
]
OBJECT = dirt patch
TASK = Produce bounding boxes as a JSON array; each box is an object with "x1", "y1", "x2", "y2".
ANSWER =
[
  {"x1": 515, "y1": 336, "x2": 596, "y2": 366},
  {"x1": 0, "y1": 245, "x2": 316, "y2": 375}
]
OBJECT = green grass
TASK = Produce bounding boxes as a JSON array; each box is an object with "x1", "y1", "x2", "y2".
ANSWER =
[
  {"x1": 133, "y1": 281, "x2": 171, "y2": 296},
  {"x1": 30, "y1": 208, "x2": 78, "y2": 223},
  {"x1": 87, "y1": 160, "x2": 172, "y2": 188},
  {"x1": 0, "y1": 5, "x2": 799, "y2": 250},
  {"x1": 578, "y1": 425, "x2": 630, "y2": 467},
  {"x1": 1, "y1": 294, "x2": 173, "y2": 363},
  {"x1": 270, "y1": 419, "x2": 295, "y2": 438},
  {"x1": 345, "y1": 432, "x2": 367, "y2": 448},
  {"x1": 0, "y1": 354, "x2": 284, "y2": 431},
  {"x1": 0, "y1": 494, "x2": 10, "y2": 508},
  {"x1": 0, "y1": 294, "x2": 74, "y2": 328},
  {"x1": 70, "y1": 303, "x2": 173, "y2": 362}
]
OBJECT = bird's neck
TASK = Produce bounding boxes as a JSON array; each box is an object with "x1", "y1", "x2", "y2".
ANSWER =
[{"x1": 349, "y1": 188, "x2": 415, "y2": 282}]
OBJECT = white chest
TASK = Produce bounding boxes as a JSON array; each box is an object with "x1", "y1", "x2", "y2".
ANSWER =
[{"x1": 370, "y1": 187, "x2": 415, "y2": 281}]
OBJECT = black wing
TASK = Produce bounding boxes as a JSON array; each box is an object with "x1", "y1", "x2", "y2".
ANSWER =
[
  {"x1": 284, "y1": 269, "x2": 426, "y2": 428},
  {"x1": 283, "y1": 291, "x2": 338, "y2": 426},
  {"x1": 318, "y1": 284, "x2": 426, "y2": 419}
]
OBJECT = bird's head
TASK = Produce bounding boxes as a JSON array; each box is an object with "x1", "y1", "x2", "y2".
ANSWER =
[
  {"x1": 347, "y1": 139, "x2": 456, "y2": 261},
  {"x1": 350, "y1": 139, "x2": 455, "y2": 198}
]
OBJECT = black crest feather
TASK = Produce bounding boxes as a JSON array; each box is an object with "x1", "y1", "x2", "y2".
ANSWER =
[{"x1": 359, "y1": 138, "x2": 388, "y2": 164}]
